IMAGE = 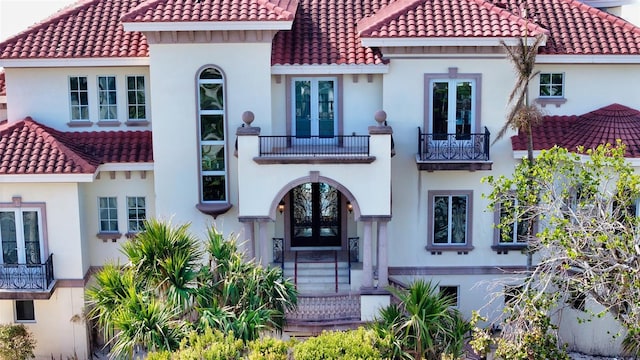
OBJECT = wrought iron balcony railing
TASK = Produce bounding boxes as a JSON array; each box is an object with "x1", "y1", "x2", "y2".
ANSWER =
[
  {"x1": 0, "y1": 254, "x2": 54, "y2": 291},
  {"x1": 259, "y1": 135, "x2": 370, "y2": 157},
  {"x1": 417, "y1": 127, "x2": 490, "y2": 161}
]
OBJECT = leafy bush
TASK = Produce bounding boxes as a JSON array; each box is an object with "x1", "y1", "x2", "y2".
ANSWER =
[
  {"x1": 247, "y1": 337, "x2": 291, "y2": 360},
  {"x1": 293, "y1": 327, "x2": 381, "y2": 360},
  {"x1": 146, "y1": 327, "x2": 244, "y2": 360},
  {"x1": 0, "y1": 323, "x2": 36, "y2": 360}
]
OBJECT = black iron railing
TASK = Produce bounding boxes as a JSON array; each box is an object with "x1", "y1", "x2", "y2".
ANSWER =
[
  {"x1": 259, "y1": 135, "x2": 370, "y2": 157},
  {"x1": 417, "y1": 127, "x2": 490, "y2": 161},
  {"x1": 0, "y1": 254, "x2": 54, "y2": 290}
]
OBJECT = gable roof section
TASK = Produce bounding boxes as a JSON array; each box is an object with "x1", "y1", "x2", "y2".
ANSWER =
[
  {"x1": 0, "y1": 0, "x2": 149, "y2": 60},
  {"x1": 271, "y1": 0, "x2": 390, "y2": 65},
  {"x1": 511, "y1": 104, "x2": 640, "y2": 158},
  {"x1": 0, "y1": 118, "x2": 153, "y2": 175},
  {"x1": 122, "y1": 0, "x2": 297, "y2": 23},
  {"x1": 0, "y1": 0, "x2": 639, "y2": 63},
  {"x1": 357, "y1": 0, "x2": 547, "y2": 39}
]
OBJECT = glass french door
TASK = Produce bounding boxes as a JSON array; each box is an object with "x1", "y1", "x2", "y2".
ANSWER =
[
  {"x1": 291, "y1": 183, "x2": 341, "y2": 248},
  {"x1": 0, "y1": 209, "x2": 43, "y2": 265},
  {"x1": 429, "y1": 79, "x2": 475, "y2": 141},
  {"x1": 292, "y1": 78, "x2": 337, "y2": 142}
]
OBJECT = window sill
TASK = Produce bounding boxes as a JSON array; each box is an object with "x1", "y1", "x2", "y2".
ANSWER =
[
  {"x1": 125, "y1": 120, "x2": 150, "y2": 127},
  {"x1": 97, "y1": 232, "x2": 122, "y2": 242},
  {"x1": 535, "y1": 97, "x2": 567, "y2": 108},
  {"x1": 67, "y1": 120, "x2": 93, "y2": 128},
  {"x1": 425, "y1": 244, "x2": 474, "y2": 254},
  {"x1": 491, "y1": 244, "x2": 528, "y2": 254},
  {"x1": 97, "y1": 121, "x2": 122, "y2": 127},
  {"x1": 125, "y1": 232, "x2": 140, "y2": 239},
  {"x1": 196, "y1": 202, "x2": 232, "y2": 218}
]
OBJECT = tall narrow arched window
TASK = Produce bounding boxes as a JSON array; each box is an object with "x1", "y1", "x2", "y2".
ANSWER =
[{"x1": 198, "y1": 67, "x2": 227, "y2": 204}]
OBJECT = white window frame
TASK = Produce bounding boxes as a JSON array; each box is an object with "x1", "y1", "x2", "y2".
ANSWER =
[
  {"x1": 197, "y1": 67, "x2": 228, "y2": 203},
  {"x1": 539, "y1": 72, "x2": 565, "y2": 98},
  {"x1": 97, "y1": 75, "x2": 118, "y2": 121},
  {"x1": 290, "y1": 77, "x2": 338, "y2": 142},
  {"x1": 98, "y1": 197, "x2": 119, "y2": 233},
  {"x1": 69, "y1": 76, "x2": 89, "y2": 121},
  {"x1": 0, "y1": 207, "x2": 45, "y2": 265},
  {"x1": 126, "y1": 196, "x2": 146, "y2": 233},
  {"x1": 427, "y1": 78, "x2": 476, "y2": 136},
  {"x1": 493, "y1": 199, "x2": 531, "y2": 248},
  {"x1": 126, "y1": 75, "x2": 147, "y2": 122},
  {"x1": 15, "y1": 300, "x2": 35, "y2": 323}
]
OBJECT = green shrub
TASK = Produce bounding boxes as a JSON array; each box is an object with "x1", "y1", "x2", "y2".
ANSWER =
[
  {"x1": 247, "y1": 337, "x2": 291, "y2": 360},
  {"x1": 293, "y1": 327, "x2": 381, "y2": 360},
  {"x1": 146, "y1": 327, "x2": 244, "y2": 360},
  {"x1": 0, "y1": 323, "x2": 36, "y2": 360}
]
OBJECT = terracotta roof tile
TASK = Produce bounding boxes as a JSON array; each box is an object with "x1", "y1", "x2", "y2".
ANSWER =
[
  {"x1": 357, "y1": 0, "x2": 548, "y2": 38},
  {"x1": 511, "y1": 104, "x2": 640, "y2": 158},
  {"x1": 0, "y1": 118, "x2": 153, "y2": 175},
  {"x1": 122, "y1": 0, "x2": 297, "y2": 22},
  {"x1": 0, "y1": 0, "x2": 639, "y2": 62}
]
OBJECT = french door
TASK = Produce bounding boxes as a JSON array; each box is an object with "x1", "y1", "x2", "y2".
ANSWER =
[
  {"x1": 0, "y1": 209, "x2": 43, "y2": 265},
  {"x1": 290, "y1": 183, "x2": 341, "y2": 248},
  {"x1": 429, "y1": 79, "x2": 475, "y2": 140},
  {"x1": 292, "y1": 78, "x2": 337, "y2": 142}
]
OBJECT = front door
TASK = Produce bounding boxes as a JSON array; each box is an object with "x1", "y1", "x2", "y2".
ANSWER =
[
  {"x1": 0, "y1": 209, "x2": 43, "y2": 265},
  {"x1": 290, "y1": 183, "x2": 341, "y2": 248},
  {"x1": 292, "y1": 78, "x2": 337, "y2": 142}
]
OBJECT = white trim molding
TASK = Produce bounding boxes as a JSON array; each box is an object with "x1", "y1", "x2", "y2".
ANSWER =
[
  {"x1": 97, "y1": 163, "x2": 154, "y2": 172},
  {"x1": 123, "y1": 21, "x2": 293, "y2": 33},
  {"x1": 0, "y1": 57, "x2": 150, "y2": 68},
  {"x1": 536, "y1": 55, "x2": 640, "y2": 64},
  {"x1": 0, "y1": 174, "x2": 95, "y2": 183},
  {"x1": 361, "y1": 36, "x2": 546, "y2": 48},
  {"x1": 271, "y1": 64, "x2": 388, "y2": 75}
]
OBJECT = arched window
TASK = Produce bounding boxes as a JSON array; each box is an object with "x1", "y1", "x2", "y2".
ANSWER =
[{"x1": 198, "y1": 67, "x2": 227, "y2": 203}]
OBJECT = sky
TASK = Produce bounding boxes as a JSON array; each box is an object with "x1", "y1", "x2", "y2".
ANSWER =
[{"x1": 0, "y1": 0, "x2": 77, "y2": 42}]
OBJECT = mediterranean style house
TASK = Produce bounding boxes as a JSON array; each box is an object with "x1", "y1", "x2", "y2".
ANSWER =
[{"x1": 0, "y1": 0, "x2": 639, "y2": 358}]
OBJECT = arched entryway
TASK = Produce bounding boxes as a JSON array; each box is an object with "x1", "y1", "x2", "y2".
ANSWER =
[{"x1": 289, "y1": 182, "x2": 342, "y2": 248}]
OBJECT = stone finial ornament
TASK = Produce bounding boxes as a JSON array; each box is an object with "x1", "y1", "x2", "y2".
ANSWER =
[
  {"x1": 374, "y1": 110, "x2": 387, "y2": 126},
  {"x1": 242, "y1": 111, "x2": 255, "y2": 126}
]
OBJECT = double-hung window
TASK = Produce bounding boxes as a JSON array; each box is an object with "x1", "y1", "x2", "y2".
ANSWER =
[
  {"x1": 98, "y1": 197, "x2": 118, "y2": 233},
  {"x1": 127, "y1": 196, "x2": 146, "y2": 233},
  {"x1": 427, "y1": 190, "x2": 474, "y2": 252},
  {"x1": 127, "y1": 76, "x2": 146, "y2": 122},
  {"x1": 493, "y1": 199, "x2": 531, "y2": 249},
  {"x1": 197, "y1": 67, "x2": 227, "y2": 203},
  {"x1": 98, "y1": 76, "x2": 117, "y2": 121},
  {"x1": 69, "y1": 76, "x2": 89, "y2": 121}
]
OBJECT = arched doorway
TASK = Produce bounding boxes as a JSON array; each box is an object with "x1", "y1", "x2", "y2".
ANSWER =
[{"x1": 290, "y1": 182, "x2": 341, "y2": 248}]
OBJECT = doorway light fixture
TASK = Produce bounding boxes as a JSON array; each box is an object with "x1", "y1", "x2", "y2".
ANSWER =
[
  {"x1": 278, "y1": 200, "x2": 285, "y2": 214},
  {"x1": 346, "y1": 201, "x2": 353, "y2": 213}
]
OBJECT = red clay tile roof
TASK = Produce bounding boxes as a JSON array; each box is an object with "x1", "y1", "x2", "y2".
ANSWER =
[
  {"x1": 0, "y1": 71, "x2": 5, "y2": 96},
  {"x1": 511, "y1": 104, "x2": 640, "y2": 158},
  {"x1": 357, "y1": 0, "x2": 548, "y2": 39},
  {"x1": 0, "y1": 0, "x2": 639, "y2": 62},
  {"x1": 0, "y1": 118, "x2": 153, "y2": 175},
  {"x1": 0, "y1": 0, "x2": 149, "y2": 59},
  {"x1": 122, "y1": 0, "x2": 298, "y2": 23}
]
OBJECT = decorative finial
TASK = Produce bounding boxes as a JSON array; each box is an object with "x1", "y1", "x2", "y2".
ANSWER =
[
  {"x1": 242, "y1": 111, "x2": 255, "y2": 127},
  {"x1": 374, "y1": 110, "x2": 387, "y2": 126}
]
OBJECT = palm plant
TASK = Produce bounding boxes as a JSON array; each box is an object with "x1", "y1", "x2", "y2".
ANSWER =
[{"x1": 373, "y1": 280, "x2": 469, "y2": 360}]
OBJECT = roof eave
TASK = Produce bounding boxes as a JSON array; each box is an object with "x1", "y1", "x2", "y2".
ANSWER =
[
  {"x1": 0, "y1": 57, "x2": 150, "y2": 68},
  {"x1": 536, "y1": 54, "x2": 640, "y2": 64},
  {"x1": 122, "y1": 20, "x2": 294, "y2": 33},
  {"x1": 271, "y1": 64, "x2": 389, "y2": 75},
  {"x1": 0, "y1": 173, "x2": 96, "y2": 183},
  {"x1": 360, "y1": 36, "x2": 547, "y2": 48}
]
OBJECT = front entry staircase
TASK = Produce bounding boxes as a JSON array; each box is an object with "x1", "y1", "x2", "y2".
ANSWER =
[
  {"x1": 282, "y1": 251, "x2": 351, "y2": 293},
  {"x1": 285, "y1": 293, "x2": 362, "y2": 336}
]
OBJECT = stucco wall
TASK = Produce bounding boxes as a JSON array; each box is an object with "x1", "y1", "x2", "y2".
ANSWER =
[
  {"x1": 80, "y1": 171, "x2": 156, "y2": 266},
  {"x1": 0, "y1": 287, "x2": 89, "y2": 360},
  {"x1": 4, "y1": 66, "x2": 151, "y2": 130}
]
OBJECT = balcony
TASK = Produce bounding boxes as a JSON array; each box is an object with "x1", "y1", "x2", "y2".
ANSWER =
[
  {"x1": 416, "y1": 127, "x2": 492, "y2": 171},
  {"x1": 255, "y1": 135, "x2": 374, "y2": 164},
  {"x1": 0, "y1": 254, "x2": 56, "y2": 299}
]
